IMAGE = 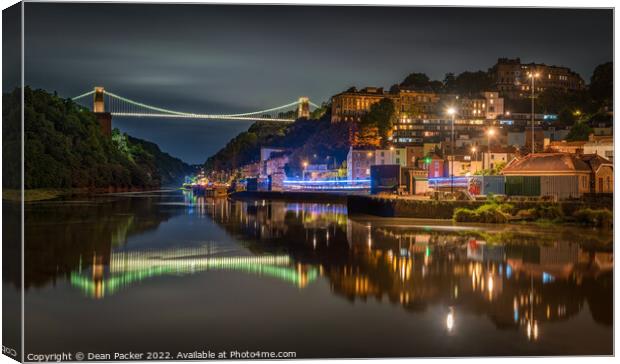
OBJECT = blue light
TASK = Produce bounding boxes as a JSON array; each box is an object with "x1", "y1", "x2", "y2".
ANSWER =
[
  {"x1": 506, "y1": 264, "x2": 512, "y2": 279},
  {"x1": 542, "y1": 272, "x2": 555, "y2": 284},
  {"x1": 428, "y1": 177, "x2": 469, "y2": 183},
  {"x1": 428, "y1": 176, "x2": 469, "y2": 187},
  {"x1": 283, "y1": 179, "x2": 370, "y2": 184}
]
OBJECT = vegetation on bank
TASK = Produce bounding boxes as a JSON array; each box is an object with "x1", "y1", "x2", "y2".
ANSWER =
[
  {"x1": 204, "y1": 104, "x2": 352, "y2": 177},
  {"x1": 2, "y1": 87, "x2": 192, "y2": 191},
  {"x1": 453, "y1": 196, "x2": 514, "y2": 223},
  {"x1": 115, "y1": 131, "x2": 194, "y2": 186},
  {"x1": 453, "y1": 195, "x2": 612, "y2": 227},
  {"x1": 3, "y1": 189, "x2": 64, "y2": 202},
  {"x1": 573, "y1": 208, "x2": 613, "y2": 228}
]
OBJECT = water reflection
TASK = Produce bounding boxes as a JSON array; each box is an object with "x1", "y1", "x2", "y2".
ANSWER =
[
  {"x1": 70, "y1": 249, "x2": 318, "y2": 299},
  {"x1": 190, "y1": 194, "x2": 612, "y2": 340},
  {"x1": 20, "y1": 191, "x2": 613, "y2": 356}
]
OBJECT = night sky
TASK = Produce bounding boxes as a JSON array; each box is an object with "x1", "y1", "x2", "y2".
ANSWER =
[{"x1": 23, "y1": 4, "x2": 612, "y2": 164}]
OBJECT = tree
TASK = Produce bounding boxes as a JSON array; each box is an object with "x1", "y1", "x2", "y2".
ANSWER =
[
  {"x1": 443, "y1": 73, "x2": 456, "y2": 92},
  {"x1": 452, "y1": 71, "x2": 494, "y2": 95},
  {"x1": 557, "y1": 109, "x2": 577, "y2": 127},
  {"x1": 474, "y1": 161, "x2": 506, "y2": 176},
  {"x1": 309, "y1": 102, "x2": 330, "y2": 120},
  {"x1": 566, "y1": 122, "x2": 593, "y2": 141},
  {"x1": 589, "y1": 62, "x2": 612, "y2": 108},
  {"x1": 400, "y1": 73, "x2": 431, "y2": 90},
  {"x1": 361, "y1": 98, "x2": 396, "y2": 147},
  {"x1": 537, "y1": 88, "x2": 591, "y2": 115}
]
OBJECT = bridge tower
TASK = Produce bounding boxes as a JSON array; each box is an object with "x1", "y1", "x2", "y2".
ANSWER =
[
  {"x1": 93, "y1": 87, "x2": 112, "y2": 137},
  {"x1": 298, "y1": 97, "x2": 310, "y2": 119}
]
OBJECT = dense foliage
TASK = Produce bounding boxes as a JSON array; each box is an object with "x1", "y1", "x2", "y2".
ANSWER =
[
  {"x1": 118, "y1": 131, "x2": 195, "y2": 186},
  {"x1": 204, "y1": 121, "x2": 289, "y2": 171},
  {"x1": 573, "y1": 208, "x2": 613, "y2": 228},
  {"x1": 204, "y1": 106, "x2": 351, "y2": 176},
  {"x1": 565, "y1": 121, "x2": 594, "y2": 141},
  {"x1": 3, "y1": 87, "x2": 191, "y2": 189},
  {"x1": 392, "y1": 70, "x2": 494, "y2": 96},
  {"x1": 359, "y1": 98, "x2": 396, "y2": 147}
]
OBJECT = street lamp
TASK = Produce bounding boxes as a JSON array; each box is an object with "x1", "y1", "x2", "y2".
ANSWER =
[
  {"x1": 528, "y1": 72, "x2": 540, "y2": 154},
  {"x1": 485, "y1": 128, "x2": 495, "y2": 176},
  {"x1": 447, "y1": 107, "x2": 457, "y2": 193},
  {"x1": 302, "y1": 161, "x2": 309, "y2": 180}
]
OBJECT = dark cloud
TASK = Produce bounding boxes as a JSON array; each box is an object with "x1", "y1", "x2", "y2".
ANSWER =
[{"x1": 23, "y1": 4, "x2": 612, "y2": 164}]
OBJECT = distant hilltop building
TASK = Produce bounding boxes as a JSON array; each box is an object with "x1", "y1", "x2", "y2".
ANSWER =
[
  {"x1": 330, "y1": 87, "x2": 392, "y2": 123},
  {"x1": 330, "y1": 86, "x2": 504, "y2": 146},
  {"x1": 331, "y1": 87, "x2": 503, "y2": 122},
  {"x1": 491, "y1": 58, "x2": 585, "y2": 99},
  {"x1": 332, "y1": 87, "x2": 449, "y2": 123}
]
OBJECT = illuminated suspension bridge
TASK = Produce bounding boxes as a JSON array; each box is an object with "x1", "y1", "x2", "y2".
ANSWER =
[{"x1": 72, "y1": 87, "x2": 322, "y2": 122}]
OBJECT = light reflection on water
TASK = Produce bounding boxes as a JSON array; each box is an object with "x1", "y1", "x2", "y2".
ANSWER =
[{"x1": 16, "y1": 190, "x2": 613, "y2": 357}]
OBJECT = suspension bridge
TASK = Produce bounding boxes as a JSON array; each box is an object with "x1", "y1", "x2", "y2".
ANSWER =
[{"x1": 72, "y1": 87, "x2": 322, "y2": 122}]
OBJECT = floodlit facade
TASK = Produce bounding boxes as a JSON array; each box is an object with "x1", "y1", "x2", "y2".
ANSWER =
[{"x1": 492, "y1": 58, "x2": 585, "y2": 99}]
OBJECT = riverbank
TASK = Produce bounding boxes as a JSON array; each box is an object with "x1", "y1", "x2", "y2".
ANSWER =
[
  {"x1": 230, "y1": 191, "x2": 613, "y2": 225},
  {"x1": 3, "y1": 187, "x2": 168, "y2": 202},
  {"x1": 231, "y1": 190, "x2": 349, "y2": 203},
  {"x1": 347, "y1": 194, "x2": 613, "y2": 223}
]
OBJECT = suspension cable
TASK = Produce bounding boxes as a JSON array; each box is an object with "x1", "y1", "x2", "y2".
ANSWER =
[
  {"x1": 70, "y1": 89, "x2": 321, "y2": 118},
  {"x1": 72, "y1": 90, "x2": 95, "y2": 100}
]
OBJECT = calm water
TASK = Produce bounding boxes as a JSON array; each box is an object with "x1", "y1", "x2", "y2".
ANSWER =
[{"x1": 11, "y1": 190, "x2": 613, "y2": 358}]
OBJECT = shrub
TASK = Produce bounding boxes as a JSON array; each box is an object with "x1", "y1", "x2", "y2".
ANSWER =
[
  {"x1": 475, "y1": 204, "x2": 510, "y2": 223},
  {"x1": 498, "y1": 203, "x2": 515, "y2": 215},
  {"x1": 454, "y1": 208, "x2": 478, "y2": 222},
  {"x1": 516, "y1": 208, "x2": 537, "y2": 221},
  {"x1": 453, "y1": 203, "x2": 510, "y2": 223},
  {"x1": 573, "y1": 208, "x2": 613, "y2": 228},
  {"x1": 514, "y1": 204, "x2": 563, "y2": 221},
  {"x1": 534, "y1": 204, "x2": 564, "y2": 220}
]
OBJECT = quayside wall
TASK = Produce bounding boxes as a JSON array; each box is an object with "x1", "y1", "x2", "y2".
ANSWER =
[{"x1": 347, "y1": 195, "x2": 613, "y2": 219}]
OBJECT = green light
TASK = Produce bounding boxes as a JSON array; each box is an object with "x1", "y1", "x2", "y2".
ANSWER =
[{"x1": 70, "y1": 255, "x2": 319, "y2": 299}]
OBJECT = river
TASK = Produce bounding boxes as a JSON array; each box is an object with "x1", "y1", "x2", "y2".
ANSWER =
[{"x1": 8, "y1": 190, "x2": 613, "y2": 358}]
